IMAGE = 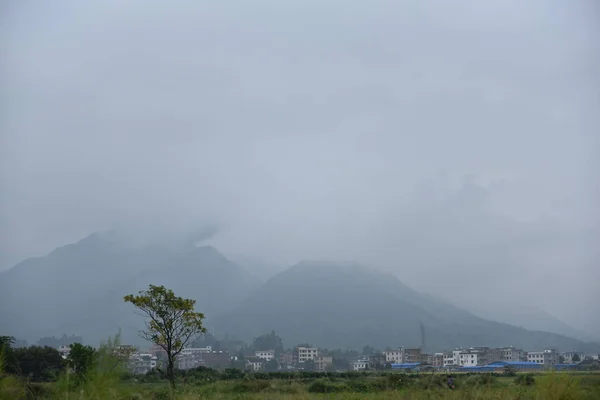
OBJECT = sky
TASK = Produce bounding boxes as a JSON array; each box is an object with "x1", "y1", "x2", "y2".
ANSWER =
[{"x1": 1, "y1": 0, "x2": 599, "y2": 335}]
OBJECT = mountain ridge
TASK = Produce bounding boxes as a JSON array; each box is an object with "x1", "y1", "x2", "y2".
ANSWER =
[{"x1": 1, "y1": 235, "x2": 598, "y2": 353}]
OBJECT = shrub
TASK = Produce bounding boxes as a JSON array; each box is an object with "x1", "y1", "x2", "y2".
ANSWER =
[
  {"x1": 307, "y1": 378, "x2": 347, "y2": 393},
  {"x1": 231, "y1": 379, "x2": 271, "y2": 393},
  {"x1": 514, "y1": 373, "x2": 535, "y2": 386}
]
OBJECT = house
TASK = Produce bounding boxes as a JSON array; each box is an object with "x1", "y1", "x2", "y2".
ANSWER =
[
  {"x1": 432, "y1": 353, "x2": 444, "y2": 367},
  {"x1": 176, "y1": 346, "x2": 214, "y2": 370},
  {"x1": 368, "y1": 354, "x2": 387, "y2": 370},
  {"x1": 58, "y1": 345, "x2": 71, "y2": 359},
  {"x1": 459, "y1": 350, "x2": 479, "y2": 367},
  {"x1": 383, "y1": 349, "x2": 403, "y2": 363},
  {"x1": 255, "y1": 350, "x2": 275, "y2": 361},
  {"x1": 314, "y1": 356, "x2": 333, "y2": 372},
  {"x1": 527, "y1": 349, "x2": 559, "y2": 367},
  {"x1": 351, "y1": 358, "x2": 369, "y2": 371},
  {"x1": 279, "y1": 352, "x2": 293, "y2": 366},
  {"x1": 245, "y1": 357, "x2": 263, "y2": 371},
  {"x1": 575, "y1": 359, "x2": 600, "y2": 371},
  {"x1": 403, "y1": 348, "x2": 422, "y2": 363},
  {"x1": 294, "y1": 347, "x2": 318, "y2": 363},
  {"x1": 495, "y1": 346, "x2": 526, "y2": 362},
  {"x1": 128, "y1": 353, "x2": 158, "y2": 375},
  {"x1": 561, "y1": 352, "x2": 586, "y2": 364}
]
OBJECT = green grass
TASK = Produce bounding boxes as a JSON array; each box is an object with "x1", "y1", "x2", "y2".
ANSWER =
[{"x1": 2, "y1": 371, "x2": 599, "y2": 399}]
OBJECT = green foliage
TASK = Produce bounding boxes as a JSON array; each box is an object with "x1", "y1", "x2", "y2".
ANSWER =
[
  {"x1": 54, "y1": 333, "x2": 132, "y2": 399},
  {"x1": 124, "y1": 284, "x2": 206, "y2": 389},
  {"x1": 307, "y1": 378, "x2": 345, "y2": 393},
  {"x1": 572, "y1": 353, "x2": 581, "y2": 362},
  {"x1": 67, "y1": 343, "x2": 97, "y2": 381},
  {"x1": 535, "y1": 371, "x2": 583, "y2": 400},
  {"x1": 515, "y1": 373, "x2": 536, "y2": 386},
  {"x1": 252, "y1": 330, "x2": 284, "y2": 355},
  {"x1": 6, "y1": 346, "x2": 64, "y2": 382}
]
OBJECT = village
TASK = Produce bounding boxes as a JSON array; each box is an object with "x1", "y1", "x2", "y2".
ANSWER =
[{"x1": 56, "y1": 344, "x2": 600, "y2": 375}]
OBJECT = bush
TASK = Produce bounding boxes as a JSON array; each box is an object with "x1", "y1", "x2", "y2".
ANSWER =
[
  {"x1": 514, "y1": 373, "x2": 535, "y2": 386},
  {"x1": 231, "y1": 380, "x2": 271, "y2": 393},
  {"x1": 307, "y1": 378, "x2": 347, "y2": 393},
  {"x1": 462, "y1": 373, "x2": 498, "y2": 388}
]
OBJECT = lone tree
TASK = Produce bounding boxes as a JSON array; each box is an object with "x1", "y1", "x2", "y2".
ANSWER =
[{"x1": 124, "y1": 285, "x2": 206, "y2": 389}]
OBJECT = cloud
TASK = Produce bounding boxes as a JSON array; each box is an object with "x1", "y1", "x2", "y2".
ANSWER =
[{"x1": 1, "y1": 0, "x2": 599, "y2": 333}]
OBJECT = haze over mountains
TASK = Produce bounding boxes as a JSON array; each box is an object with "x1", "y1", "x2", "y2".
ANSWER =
[{"x1": 1, "y1": 234, "x2": 598, "y2": 353}]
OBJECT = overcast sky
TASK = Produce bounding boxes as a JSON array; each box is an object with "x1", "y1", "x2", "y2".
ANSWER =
[{"x1": 1, "y1": 0, "x2": 599, "y2": 334}]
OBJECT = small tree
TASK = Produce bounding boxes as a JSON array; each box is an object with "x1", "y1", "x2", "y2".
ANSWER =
[
  {"x1": 124, "y1": 285, "x2": 206, "y2": 389},
  {"x1": 67, "y1": 343, "x2": 96, "y2": 382},
  {"x1": 572, "y1": 353, "x2": 581, "y2": 363}
]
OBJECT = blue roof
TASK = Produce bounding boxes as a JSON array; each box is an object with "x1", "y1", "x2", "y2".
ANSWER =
[
  {"x1": 488, "y1": 361, "x2": 541, "y2": 366},
  {"x1": 391, "y1": 362, "x2": 422, "y2": 369}
]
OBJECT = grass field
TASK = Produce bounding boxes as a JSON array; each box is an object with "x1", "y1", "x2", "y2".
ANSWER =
[{"x1": 2, "y1": 371, "x2": 599, "y2": 399}]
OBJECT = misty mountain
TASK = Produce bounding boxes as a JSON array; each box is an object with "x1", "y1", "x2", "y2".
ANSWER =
[
  {"x1": 213, "y1": 261, "x2": 600, "y2": 352},
  {"x1": 463, "y1": 304, "x2": 596, "y2": 343},
  {"x1": 0, "y1": 234, "x2": 260, "y2": 344}
]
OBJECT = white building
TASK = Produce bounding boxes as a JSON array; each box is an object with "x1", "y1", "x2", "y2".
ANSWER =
[
  {"x1": 58, "y1": 345, "x2": 71, "y2": 359},
  {"x1": 177, "y1": 346, "x2": 213, "y2": 370},
  {"x1": 459, "y1": 351, "x2": 478, "y2": 367},
  {"x1": 527, "y1": 349, "x2": 559, "y2": 367},
  {"x1": 246, "y1": 358, "x2": 263, "y2": 371},
  {"x1": 128, "y1": 353, "x2": 158, "y2": 375},
  {"x1": 442, "y1": 349, "x2": 463, "y2": 367},
  {"x1": 296, "y1": 347, "x2": 318, "y2": 363},
  {"x1": 383, "y1": 349, "x2": 403, "y2": 363},
  {"x1": 255, "y1": 350, "x2": 275, "y2": 361},
  {"x1": 497, "y1": 347, "x2": 525, "y2": 362},
  {"x1": 352, "y1": 358, "x2": 369, "y2": 371}
]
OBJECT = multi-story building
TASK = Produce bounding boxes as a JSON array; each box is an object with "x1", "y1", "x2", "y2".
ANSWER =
[
  {"x1": 245, "y1": 357, "x2": 263, "y2": 371},
  {"x1": 432, "y1": 353, "x2": 444, "y2": 366},
  {"x1": 314, "y1": 356, "x2": 333, "y2": 372},
  {"x1": 255, "y1": 350, "x2": 275, "y2": 361},
  {"x1": 456, "y1": 347, "x2": 494, "y2": 366},
  {"x1": 470, "y1": 347, "x2": 493, "y2": 365},
  {"x1": 128, "y1": 353, "x2": 158, "y2": 375},
  {"x1": 383, "y1": 349, "x2": 403, "y2": 363},
  {"x1": 527, "y1": 349, "x2": 559, "y2": 367},
  {"x1": 368, "y1": 354, "x2": 387, "y2": 370},
  {"x1": 403, "y1": 348, "x2": 422, "y2": 363},
  {"x1": 495, "y1": 347, "x2": 526, "y2": 362},
  {"x1": 279, "y1": 352, "x2": 293, "y2": 366},
  {"x1": 294, "y1": 347, "x2": 319, "y2": 363},
  {"x1": 175, "y1": 347, "x2": 229, "y2": 370},
  {"x1": 443, "y1": 352, "x2": 456, "y2": 367},
  {"x1": 459, "y1": 351, "x2": 479, "y2": 367},
  {"x1": 351, "y1": 358, "x2": 369, "y2": 371}
]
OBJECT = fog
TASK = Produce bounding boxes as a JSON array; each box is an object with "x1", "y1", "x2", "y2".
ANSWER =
[{"x1": 1, "y1": 1, "x2": 599, "y2": 336}]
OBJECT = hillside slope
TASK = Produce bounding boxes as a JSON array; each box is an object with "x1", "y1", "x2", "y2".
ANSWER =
[
  {"x1": 213, "y1": 261, "x2": 600, "y2": 352},
  {"x1": 0, "y1": 234, "x2": 260, "y2": 344}
]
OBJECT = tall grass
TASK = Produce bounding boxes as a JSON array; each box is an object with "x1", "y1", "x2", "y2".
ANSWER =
[
  {"x1": 0, "y1": 341, "x2": 27, "y2": 400},
  {"x1": 53, "y1": 333, "x2": 139, "y2": 400}
]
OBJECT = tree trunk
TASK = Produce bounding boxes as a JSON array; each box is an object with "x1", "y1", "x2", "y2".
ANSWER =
[{"x1": 167, "y1": 357, "x2": 175, "y2": 390}]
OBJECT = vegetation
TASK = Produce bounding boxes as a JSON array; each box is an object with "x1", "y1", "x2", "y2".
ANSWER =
[
  {"x1": 2, "y1": 332, "x2": 599, "y2": 399},
  {"x1": 124, "y1": 284, "x2": 207, "y2": 389}
]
